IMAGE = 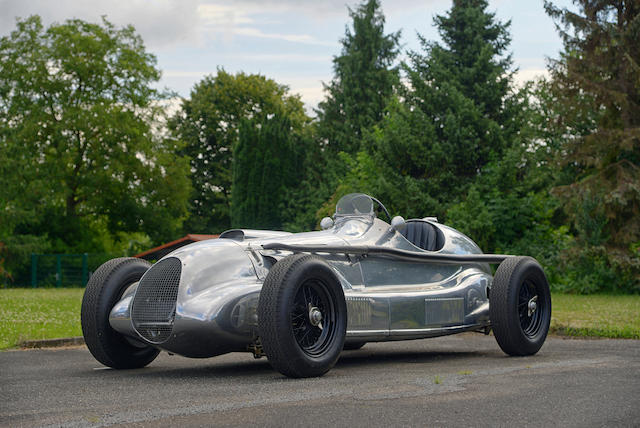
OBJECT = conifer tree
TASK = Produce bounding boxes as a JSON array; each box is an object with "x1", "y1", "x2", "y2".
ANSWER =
[
  {"x1": 170, "y1": 70, "x2": 306, "y2": 233},
  {"x1": 232, "y1": 111, "x2": 302, "y2": 229},
  {"x1": 316, "y1": 0, "x2": 401, "y2": 154},
  {"x1": 370, "y1": 0, "x2": 520, "y2": 218},
  {"x1": 402, "y1": 0, "x2": 517, "y2": 186},
  {"x1": 544, "y1": 0, "x2": 640, "y2": 290}
]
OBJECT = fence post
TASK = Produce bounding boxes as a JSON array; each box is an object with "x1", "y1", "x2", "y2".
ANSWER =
[
  {"x1": 31, "y1": 254, "x2": 37, "y2": 288},
  {"x1": 81, "y1": 253, "x2": 88, "y2": 286},
  {"x1": 56, "y1": 255, "x2": 62, "y2": 287}
]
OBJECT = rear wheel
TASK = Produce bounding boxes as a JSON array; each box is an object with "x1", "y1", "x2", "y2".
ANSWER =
[
  {"x1": 81, "y1": 257, "x2": 160, "y2": 369},
  {"x1": 490, "y1": 256, "x2": 551, "y2": 356},
  {"x1": 258, "y1": 254, "x2": 347, "y2": 378}
]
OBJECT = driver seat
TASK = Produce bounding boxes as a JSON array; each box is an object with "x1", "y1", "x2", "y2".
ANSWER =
[{"x1": 401, "y1": 220, "x2": 442, "y2": 252}]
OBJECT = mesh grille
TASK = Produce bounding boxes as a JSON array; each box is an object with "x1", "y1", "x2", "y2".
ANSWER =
[{"x1": 132, "y1": 257, "x2": 181, "y2": 343}]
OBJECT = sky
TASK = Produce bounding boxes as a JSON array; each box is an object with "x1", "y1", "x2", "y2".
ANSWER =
[{"x1": 0, "y1": 0, "x2": 575, "y2": 113}]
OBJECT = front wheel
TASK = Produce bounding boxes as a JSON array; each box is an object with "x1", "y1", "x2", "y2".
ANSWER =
[
  {"x1": 81, "y1": 257, "x2": 160, "y2": 369},
  {"x1": 258, "y1": 254, "x2": 347, "y2": 378},
  {"x1": 490, "y1": 256, "x2": 551, "y2": 356}
]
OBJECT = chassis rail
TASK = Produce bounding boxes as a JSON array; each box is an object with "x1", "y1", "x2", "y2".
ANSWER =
[{"x1": 261, "y1": 243, "x2": 512, "y2": 264}]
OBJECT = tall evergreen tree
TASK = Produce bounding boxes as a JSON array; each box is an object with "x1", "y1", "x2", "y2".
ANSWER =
[
  {"x1": 169, "y1": 70, "x2": 306, "y2": 234},
  {"x1": 544, "y1": 0, "x2": 640, "y2": 291},
  {"x1": 316, "y1": 0, "x2": 401, "y2": 154},
  {"x1": 285, "y1": 0, "x2": 400, "y2": 230},
  {"x1": 430, "y1": 0, "x2": 513, "y2": 122},
  {"x1": 368, "y1": 0, "x2": 520, "y2": 220},
  {"x1": 232, "y1": 111, "x2": 303, "y2": 229},
  {"x1": 403, "y1": 0, "x2": 517, "y2": 186}
]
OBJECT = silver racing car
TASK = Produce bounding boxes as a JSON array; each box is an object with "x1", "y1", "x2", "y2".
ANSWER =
[{"x1": 81, "y1": 193, "x2": 551, "y2": 378}]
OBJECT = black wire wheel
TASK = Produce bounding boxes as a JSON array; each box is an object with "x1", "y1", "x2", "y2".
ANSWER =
[
  {"x1": 258, "y1": 254, "x2": 347, "y2": 378},
  {"x1": 290, "y1": 279, "x2": 337, "y2": 356},
  {"x1": 81, "y1": 257, "x2": 160, "y2": 369},
  {"x1": 490, "y1": 256, "x2": 552, "y2": 356},
  {"x1": 519, "y1": 279, "x2": 543, "y2": 337}
]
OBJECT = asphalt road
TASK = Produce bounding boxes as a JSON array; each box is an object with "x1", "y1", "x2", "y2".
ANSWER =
[{"x1": 1, "y1": 334, "x2": 639, "y2": 428}]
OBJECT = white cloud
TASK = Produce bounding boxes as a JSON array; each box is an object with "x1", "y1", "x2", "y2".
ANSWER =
[
  {"x1": 195, "y1": 3, "x2": 337, "y2": 47},
  {"x1": 159, "y1": 97, "x2": 184, "y2": 118},
  {"x1": 161, "y1": 71, "x2": 328, "y2": 110},
  {"x1": 0, "y1": 0, "x2": 203, "y2": 49},
  {"x1": 197, "y1": 4, "x2": 253, "y2": 25},
  {"x1": 293, "y1": 86, "x2": 326, "y2": 114},
  {"x1": 273, "y1": 76, "x2": 328, "y2": 114},
  {"x1": 199, "y1": 0, "x2": 444, "y2": 19},
  {"x1": 0, "y1": 0, "x2": 334, "y2": 49},
  {"x1": 230, "y1": 27, "x2": 335, "y2": 46},
  {"x1": 514, "y1": 68, "x2": 549, "y2": 86},
  {"x1": 240, "y1": 53, "x2": 331, "y2": 62},
  {"x1": 163, "y1": 71, "x2": 211, "y2": 78}
]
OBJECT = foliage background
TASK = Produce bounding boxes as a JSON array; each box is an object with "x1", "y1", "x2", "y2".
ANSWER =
[{"x1": 0, "y1": 0, "x2": 638, "y2": 294}]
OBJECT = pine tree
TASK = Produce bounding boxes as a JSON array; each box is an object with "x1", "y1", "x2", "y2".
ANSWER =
[
  {"x1": 316, "y1": 0, "x2": 401, "y2": 155},
  {"x1": 430, "y1": 0, "x2": 513, "y2": 122},
  {"x1": 371, "y1": 0, "x2": 520, "y2": 216},
  {"x1": 544, "y1": 0, "x2": 640, "y2": 290},
  {"x1": 404, "y1": 0, "x2": 516, "y2": 181}
]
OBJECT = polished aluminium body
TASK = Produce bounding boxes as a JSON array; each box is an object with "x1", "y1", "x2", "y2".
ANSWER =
[{"x1": 109, "y1": 197, "x2": 495, "y2": 359}]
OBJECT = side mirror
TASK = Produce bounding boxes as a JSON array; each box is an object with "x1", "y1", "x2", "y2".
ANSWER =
[
  {"x1": 320, "y1": 217, "x2": 334, "y2": 230},
  {"x1": 391, "y1": 215, "x2": 406, "y2": 231}
]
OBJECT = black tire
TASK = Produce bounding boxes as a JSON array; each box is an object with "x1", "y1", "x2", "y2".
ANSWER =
[
  {"x1": 258, "y1": 254, "x2": 347, "y2": 378},
  {"x1": 81, "y1": 257, "x2": 160, "y2": 369},
  {"x1": 343, "y1": 341, "x2": 366, "y2": 351},
  {"x1": 490, "y1": 256, "x2": 551, "y2": 356}
]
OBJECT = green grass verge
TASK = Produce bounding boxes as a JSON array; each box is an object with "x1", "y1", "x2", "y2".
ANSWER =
[
  {"x1": 0, "y1": 288, "x2": 84, "y2": 349},
  {"x1": 551, "y1": 294, "x2": 640, "y2": 339},
  {"x1": 0, "y1": 289, "x2": 638, "y2": 349}
]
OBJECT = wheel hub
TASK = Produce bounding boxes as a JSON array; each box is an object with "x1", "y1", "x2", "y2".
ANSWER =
[
  {"x1": 308, "y1": 305, "x2": 323, "y2": 327},
  {"x1": 527, "y1": 296, "x2": 538, "y2": 317}
]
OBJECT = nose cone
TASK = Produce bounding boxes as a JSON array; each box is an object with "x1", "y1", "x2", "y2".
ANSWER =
[
  {"x1": 168, "y1": 238, "x2": 258, "y2": 296},
  {"x1": 154, "y1": 238, "x2": 261, "y2": 357}
]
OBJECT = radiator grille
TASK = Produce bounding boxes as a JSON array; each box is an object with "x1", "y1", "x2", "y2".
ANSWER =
[{"x1": 132, "y1": 257, "x2": 181, "y2": 343}]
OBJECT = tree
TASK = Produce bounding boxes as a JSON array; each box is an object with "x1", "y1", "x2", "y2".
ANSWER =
[
  {"x1": 316, "y1": 0, "x2": 401, "y2": 155},
  {"x1": 353, "y1": 0, "x2": 521, "y2": 223},
  {"x1": 543, "y1": 0, "x2": 640, "y2": 291},
  {"x1": 398, "y1": 0, "x2": 518, "y2": 199},
  {"x1": 0, "y1": 16, "x2": 190, "y2": 279},
  {"x1": 232, "y1": 111, "x2": 303, "y2": 229},
  {"x1": 170, "y1": 70, "x2": 307, "y2": 233}
]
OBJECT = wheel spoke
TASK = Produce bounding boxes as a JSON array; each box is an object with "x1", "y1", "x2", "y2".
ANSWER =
[
  {"x1": 289, "y1": 278, "x2": 337, "y2": 356},
  {"x1": 300, "y1": 327, "x2": 312, "y2": 343}
]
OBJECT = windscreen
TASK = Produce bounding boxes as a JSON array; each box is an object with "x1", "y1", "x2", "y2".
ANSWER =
[{"x1": 335, "y1": 193, "x2": 374, "y2": 217}]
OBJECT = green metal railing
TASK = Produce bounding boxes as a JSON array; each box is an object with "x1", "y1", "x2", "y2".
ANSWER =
[{"x1": 28, "y1": 253, "x2": 117, "y2": 287}]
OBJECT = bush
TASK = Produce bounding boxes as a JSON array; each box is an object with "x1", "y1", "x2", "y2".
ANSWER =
[
  {"x1": 554, "y1": 245, "x2": 639, "y2": 294},
  {"x1": 1, "y1": 235, "x2": 51, "y2": 287}
]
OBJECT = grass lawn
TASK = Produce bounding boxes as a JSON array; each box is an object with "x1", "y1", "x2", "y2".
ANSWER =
[
  {"x1": 0, "y1": 289, "x2": 638, "y2": 349},
  {"x1": 550, "y1": 293, "x2": 640, "y2": 339},
  {"x1": 0, "y1": 288, "x2": 84, "y2": 350}
]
